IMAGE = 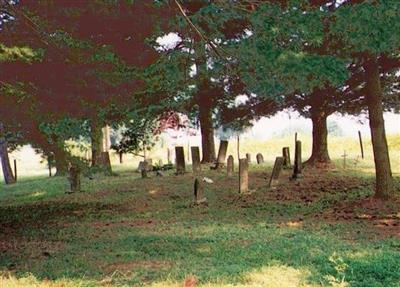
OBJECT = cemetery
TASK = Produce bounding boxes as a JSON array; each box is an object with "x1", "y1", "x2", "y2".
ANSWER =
[{"x1": 0, "y1": 1, "x2": 399, "y2": 287}]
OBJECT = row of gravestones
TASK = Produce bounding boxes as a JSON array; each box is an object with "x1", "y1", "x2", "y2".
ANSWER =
[{"x1": 193, "y1": 140, "x2": 303, "y2": 204}]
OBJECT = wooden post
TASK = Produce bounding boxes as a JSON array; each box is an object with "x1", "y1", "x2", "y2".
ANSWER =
[
  {"x1": 191, "y1": 146, "x2": 201, "y2": 173},
  {"x1": 282, "y1": 147, "x2": 291, "y2": 169},
  {"x1": 175, "y1": 146, "x2": 186, "y2": 174},
  {"x1": 268, "y1": 157, "x2": 284, "y2": 189},
  {"x1": 292, "y1": 140, "x2": 302, "y2": 179},
  {"x1": 227, "y1": 155, "x2": 234, "y2": 177},
  {"x1": 119, "y1": 152, "x2": 123, "y2": 164},
  {"x1": 239, "y1": 158, "x2": 249, "y2": 194},
  {"x1": 13, "y1": 159, "x2": 17, "y2": 182},
  {"x1": 358, "y1": 131, "x2": 364, "y2": 159}
]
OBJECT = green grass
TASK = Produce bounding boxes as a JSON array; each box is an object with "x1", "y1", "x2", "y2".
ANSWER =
[{"x1": 1, "y1": 136, "x2": 400, "y2": 286}]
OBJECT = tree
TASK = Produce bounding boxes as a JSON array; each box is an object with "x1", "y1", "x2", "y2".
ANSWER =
[{"x1": 0, "y1": 122, "x2": 15, "y2": 184}]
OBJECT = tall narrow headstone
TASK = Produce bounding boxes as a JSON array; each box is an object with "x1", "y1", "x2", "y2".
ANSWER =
[
  {"x1": 292, "y1": 140, "x2": 302, "y2": 179},
  {"x1": 175, "y1": 146, "x2": 186, "y2": 174},
  {"x1": 215, "y1": 140, "x2": 229, "y2": 168},
  {"x1": 246, "y1": 153, "x2": 251, "y2": 163},
  {"x1": 193, "y1": 178, "x2": 207, "y2": 204},
  {"x1": 282, "y1": 147, "x2": 291, "y2": 169},
  {"x1": 256, "y1": 153, "x2": 264, "y2": 164},
  {"x1": 191, "y1": 146, "x2": 201, "y2": 173},
  {"x1": 239, "y1": 158, "x2": 249, "y2": 194},
  {"x1": 227, "y1": 155, "x2": 234, "y2": 177},
  {"x1": 269, "y1": 157, "x2": 284, "y2": 189}
]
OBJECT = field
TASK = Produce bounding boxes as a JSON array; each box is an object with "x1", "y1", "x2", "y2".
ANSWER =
[{"x1": 0, "y1": 135, "x2": 399, "y2": 287}]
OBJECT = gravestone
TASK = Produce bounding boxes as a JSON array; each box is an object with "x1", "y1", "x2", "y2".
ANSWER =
[
  {"x1": 191, "y1": 146, "x2": 201, "y2": 173},
  {"x1": 282, "y1": 147, "x2": 291, "y2": 168},
  {"x1": 141, "y1": 161, "x2": 148, "y2": 178},
  {"x1": 268, "y1": 157, "x2": 284, "y2": 189},
  {"x1": 246, "y1": 153, "x2": 251, "y2": 163},
  {"x1": 193, "y1": 178, "x2": 207, "y2": 204},
  {"x1": 227, "y1": 155, "x2": 234, "y2": 177},
  {"x1": 239, "y1": 158, "x2": 249, "y2": 194},
  {"x1": 158, "y1": 159, "x2": 163, "y2": 166},
  {"x1": 215, "y1": 140, "x2": 229, "y2": 169},
  {"x1": 292, "y1": 140, "x2": 303, "y2": 179},
  {"x1": 175, "y1": 146, "x2": 186, "y2": 174},
  {"x1": 68, "y1": 163, "x2": 81, "y2": 193},
  {"x1": 256, "y1": 153, "x2": 264, "y2": 164}
]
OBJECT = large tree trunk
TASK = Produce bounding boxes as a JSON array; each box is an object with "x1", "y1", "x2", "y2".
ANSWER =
[
  {"x1": 199, "y1": 99, "x2": 216, "y2": 164},
  {"x1": 91, "y1": 120, "x2": 112, "y2": 173},
  {"x1": 306, "y1": 110, "x2": 331, "y2": 166},
  {"x1": 364, "y1": 56, "x2": 394, "y2": 199},
  {"x1": 91, "y1": 120, "x2": 103, "y2": 168},
  {"x1": 0, "y1": 123, "x2": 16, "y2": 185},
  {"x1": 53, "y1": 146, "x2": 68, "y2": 176}
]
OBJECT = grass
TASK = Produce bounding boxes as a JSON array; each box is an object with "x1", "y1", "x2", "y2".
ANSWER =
[{"x1": 0, "y1": 135, "x2": 400, "y2": 286}]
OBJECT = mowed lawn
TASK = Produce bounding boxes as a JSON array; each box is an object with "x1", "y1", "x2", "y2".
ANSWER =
[{"x1": 0, "y1": 136, "x2": 400, "y2": 287}]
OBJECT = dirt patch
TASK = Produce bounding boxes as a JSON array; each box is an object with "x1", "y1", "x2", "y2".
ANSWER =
[{"x1": 89, "y1": 219, "x2": 163, "y2": 229}]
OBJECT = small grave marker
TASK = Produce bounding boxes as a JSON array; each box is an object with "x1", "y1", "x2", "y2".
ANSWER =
[
  {"x1": 246, "y1": 153, "x2": 251, "y2": 164},
  {"x1": 256, "y1": 153, "x2": 264, "y2": 164},
  {"x1": 282, "y1": 147, "x2": 291, "y2": 168},
  {"x1": 194, "y1": 178, "x2": 207, "y2": 204},
  {"x1": 268, "y1": 157, "x2": 284, "y2": 189},
  {"x1": 227, "y1": 155, "x2": 234, "y2": 176}
]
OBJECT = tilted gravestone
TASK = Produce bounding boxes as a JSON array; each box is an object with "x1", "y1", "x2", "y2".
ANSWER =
[
  {"x1": 292, "y1": 140, "x2": 303, "y2": 179},
  {"x1": 246, "y1": 153, "x2": 251, "y2": 163},
  {"x1": 68, "y1": 163, "x2": 81, "y2": 193},
  {"x1": 239, "y1": 158, "x2": 249, "y2": 194},
  {"x1": 214, "y1": 140, "x2": 229, "y2": 169},
  {"x1": 256, "y1": 153, "x2": 264, "y2": 164},
  {"x1": 268, "y1": 157, "x2": 284, "y2": 189},
  {"x1": 191, "y1": 146, "x2": 201, "y2": 173},
  {"x1": 227, "y1": 155, "x2": 234, "y2": 177},
  {"x1": 175, "y1": 146, "x2": 186, "y2": 174},
  {"x1": 193, "y1": 178, "x2": 207, "y2": 204},
  {"x1": 282, "y1": 147, "x2": 291, "y2": 169}
]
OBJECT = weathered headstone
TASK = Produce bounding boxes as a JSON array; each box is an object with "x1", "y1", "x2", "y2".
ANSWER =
[
  {"x1": 191, "y1": 146, "x2": 201, "y2": 173},
  {"x1": 215, "y1": 140, "x2": 229, "y2": 169},
  {"x1": 239, "y1": 158, "x2": 249, "y2": 194},
  {"x1": 68, "y1": 163, "x2": 81, "y2": 193},
  {"x1": 256, "y1": 153, "x2": 264, "y2": 164},
  {"x1": 175, "y1": 146, "x2": 186, "y2": 174},
  {"x1": 158, "y1": 159, "x2": 163, "y2": 166},
  {"x1": 292, "y1": 140, "x2": 302, "y2": 179},
  {"x1": 141, "y1": 161, "x2": 148, "y2": 178},
  {"x1": 282, "y1": 147, "x2": 291, "y2": 169},
  {"x1": 193, "y1": 178, "x2": 207, "y2": 204},
  {"x1": 268, "y1": 157, "x2": 284, "y2": 189},
  {"x1": 227, "y1": 155, "x2": 234, "y2": 177},
  {"x1": 246, "y1": 153, "x2": 251, "y2": 163}
]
